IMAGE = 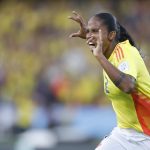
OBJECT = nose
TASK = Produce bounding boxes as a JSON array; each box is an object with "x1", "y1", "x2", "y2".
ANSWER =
[{"x1": 86, "y1": 32, "x2": 93, "y2": 39}]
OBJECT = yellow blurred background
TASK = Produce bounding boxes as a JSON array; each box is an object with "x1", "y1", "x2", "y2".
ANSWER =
[{"x1": 0, "y1": 0, "x2": 149, "y2": 150}]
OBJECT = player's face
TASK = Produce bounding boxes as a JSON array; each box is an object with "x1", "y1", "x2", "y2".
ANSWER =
[{"x1": 86, "y1": 17, "x2": 111, "y2": 55}]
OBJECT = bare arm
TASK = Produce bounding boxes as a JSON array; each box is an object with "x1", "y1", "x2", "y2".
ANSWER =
[
  {"x1": 68, "y1": 12, "x2": 136, "y2": 93},
  {"x1": 97, "y1": 54, "x2": 136, "y2": 93},
  {"x1": 92, "y1": 30, "x2": 136, "y2": 93}
]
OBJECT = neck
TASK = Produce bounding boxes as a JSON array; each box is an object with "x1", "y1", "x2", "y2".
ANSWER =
[{"x1": 105, "y1": 40, "x2": 118, "y2": 59}]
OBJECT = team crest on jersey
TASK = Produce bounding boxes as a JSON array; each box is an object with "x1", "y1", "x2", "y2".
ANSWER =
[{"x1": 118, "y1": 61, "x2": 129, "y2": 72}]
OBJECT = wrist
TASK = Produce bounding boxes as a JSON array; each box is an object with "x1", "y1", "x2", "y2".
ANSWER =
[
  {"x1": 95, "y1": 53, "x2": 106, "y2": 64},
  {"x1": 95, "y1": 52, "x2": 104, "y2": 59}
]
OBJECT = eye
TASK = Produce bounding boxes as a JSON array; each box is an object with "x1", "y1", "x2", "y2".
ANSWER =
[{"x1": 92, "y1": 29, "x2": 99, "y2": 33}]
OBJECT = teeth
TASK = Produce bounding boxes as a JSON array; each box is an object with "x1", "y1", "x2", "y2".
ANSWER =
[{"x1": 89, "y1": 42, "x2": 93, "y2": 44}]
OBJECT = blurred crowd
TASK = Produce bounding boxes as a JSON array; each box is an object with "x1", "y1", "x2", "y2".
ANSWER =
[{"x1": 0, "y1": 0, "x2": 149, "y2": 149}]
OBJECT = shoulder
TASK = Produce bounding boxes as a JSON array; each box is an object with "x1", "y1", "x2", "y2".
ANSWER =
[
  {"x1": 111, "y1": 40, "x2": 141, "y2": 73},
  {"x1": 114, "y1": 40, "x2": 140, "y2": 61}
]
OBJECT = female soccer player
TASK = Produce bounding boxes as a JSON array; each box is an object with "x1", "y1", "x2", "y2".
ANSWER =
[{"x1": 68, "y1": 11, "x2": 150, "y2": 150}]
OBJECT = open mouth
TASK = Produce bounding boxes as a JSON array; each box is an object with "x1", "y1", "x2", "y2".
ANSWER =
[{"x1": 88, "y1": 42, "x2": 96, "y2": 48}]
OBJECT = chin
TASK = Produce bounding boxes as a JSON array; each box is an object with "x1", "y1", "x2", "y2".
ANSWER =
[{"x1": 102, "y1": 49, "x2": 106, "y2": 56}]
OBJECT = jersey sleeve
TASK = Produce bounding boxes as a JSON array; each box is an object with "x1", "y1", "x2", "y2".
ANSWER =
[{"x1": 114, "y1": 45, "x2": 139, "y2": 79}]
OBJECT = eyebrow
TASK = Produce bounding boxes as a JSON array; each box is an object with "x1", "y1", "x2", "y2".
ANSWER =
[
  {"x1": 86, "y1": 27, "x2": 101, "y2": 32},
  {"x1": 87, "y1": 23, "x2": 103, "y2": 30}
]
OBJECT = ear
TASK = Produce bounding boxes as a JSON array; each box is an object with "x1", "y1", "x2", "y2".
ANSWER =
[{"x1": 108, "y1": 31, "x2": 116, "y2": 41}]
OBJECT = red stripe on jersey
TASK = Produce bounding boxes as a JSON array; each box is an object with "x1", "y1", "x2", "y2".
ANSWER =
[
  {"x1": 118, "y1": 46, "x2": 124, "y2": 59},
  {"x1": 114, "y1": 51, "x2": 119, "y2": 62},
  {"x1": 131, "y1": 92, "x2": 150, "y2": 136},
  {"x1": 115, "y1": 46, "x2": 124, "y2": 62},
  {"x1": 116, "y1": 48, "x2": 121, "y2": 60}
]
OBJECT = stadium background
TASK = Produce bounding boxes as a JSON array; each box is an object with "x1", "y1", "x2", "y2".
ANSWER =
[{"x1": 0, "y1": 0, "x2": 149, "y2": 150}]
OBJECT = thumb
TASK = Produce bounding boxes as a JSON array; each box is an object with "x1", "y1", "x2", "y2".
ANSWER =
[{"x1": 69, "y1": 32, "x2": 80, "y2": 38}]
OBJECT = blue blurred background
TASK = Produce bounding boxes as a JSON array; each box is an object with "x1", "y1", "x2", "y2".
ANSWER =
[{"x1": 0, "y1": 0, "x2": 149, "y2": 150}]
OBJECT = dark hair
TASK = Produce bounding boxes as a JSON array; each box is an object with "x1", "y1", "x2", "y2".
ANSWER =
[{"x1": 94, "y1": 13, "x2": 138, "y2": 50}]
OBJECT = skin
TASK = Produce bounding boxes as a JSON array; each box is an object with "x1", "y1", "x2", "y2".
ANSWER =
[
  {"x1": 68, "y1": 11, "x2": 87, "y2": 39},
  {"x1": 68, "y1": 11, "x2": 136, "y2": 93},
  {"x1": 86, "y1": 16, "x2": 117, "y2": 59}
]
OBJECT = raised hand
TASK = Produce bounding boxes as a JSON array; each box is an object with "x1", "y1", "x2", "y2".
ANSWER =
[
  {"x1": 68, "y1": 11, "x2": 87, "y2": 39},
  {"x1": 91, "y1": 30, "x2": 103, "y2": 57}
]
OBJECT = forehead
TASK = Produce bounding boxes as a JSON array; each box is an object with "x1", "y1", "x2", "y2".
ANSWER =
[{"x1": 87, "y1": 17, "x2": 104, "y2": 29}]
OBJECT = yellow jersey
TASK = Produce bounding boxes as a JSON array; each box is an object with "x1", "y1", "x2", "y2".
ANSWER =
[{"x1": 103, "y1": 40, "x2": 150, "y2": 136}]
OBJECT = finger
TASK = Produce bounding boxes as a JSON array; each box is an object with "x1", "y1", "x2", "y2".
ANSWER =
[
  {"x1": 72, "y1": 11, "x2": 84, "y2": 19},
  {"x1": 72, "y1": 11, "x2": 79, "y2": 16},
  {"x1": 98, "y1": 29, "x2": 103, "y2": 44},
  {"x1": 69, "y1": 32, "x2": 80, "y2": 38},
  {"x1": 86, "y1": 36, "x2": 94, "y2": 44},
  {"x1": 68, "y1": 16, "x2": 77, "y2": 21},
  {"x1": 68, "y1": 16, "x2": 82, "y2": 25},
  {"x1": 70, "y1": 11, "x2": 85, "y2": 24},
  {"x1": 69, "y1": 11, "x2": 80, "y2": 20},
  {"x1": 72, "y1": 11, "x2": 83, "y2": 19},
  {"x1": 72, "y1": 11, "x2": 85, "y2": 25}
]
